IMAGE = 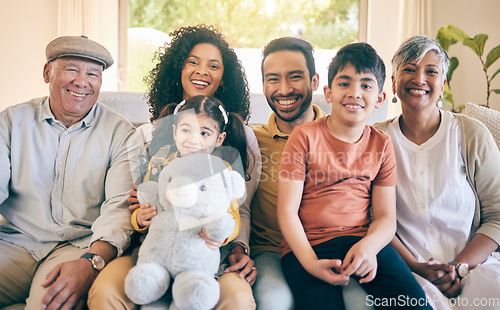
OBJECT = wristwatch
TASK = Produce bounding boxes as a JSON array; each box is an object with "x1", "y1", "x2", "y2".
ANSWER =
[
  {"x1": 448, "y1": 261, "x2": 469, "y2": 279},
  {"x1": 81, "y1": 253, "x2": 106, "y2": 271},
  {"x1": 232, "y1": 241, "x2": 249, "y2": 255}
]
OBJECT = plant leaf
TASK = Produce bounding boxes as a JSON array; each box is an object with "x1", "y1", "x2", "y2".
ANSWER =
[
  {"x1": 489, "y1": 68, "x2": 500, "y2": 82},
  {"x1": 485, "y1": 45, "x2": 500, "y2": 68},
  {"x1": 491, "y1": 89, "x2": 500, "y2": 94},
  {"x1": 447, "y1": 57, "x2": 459, "y2": 83},
  {"x1": 437, "y1": 25, "x2": 469, "y2": 51},
  {"x1": 463, "y1": 34, "x2": 488, "y2": 57},
  {"x1": 442, "y1": 84, "x2": 454, "y2": 108}
]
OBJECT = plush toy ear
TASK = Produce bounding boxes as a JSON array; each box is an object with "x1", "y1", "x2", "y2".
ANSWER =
[
  {"x1": 227, "y1": 170, "x2": 246, "y2": 200},
  {"x1": 137, "y1": 181, "x2": 160, "y2": 211}
]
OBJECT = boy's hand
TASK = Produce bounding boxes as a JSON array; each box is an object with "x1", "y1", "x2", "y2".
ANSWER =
[
  {"x1": 306, "y1": 259, "x2": 349, "y2": 286},
  {"x1": 137, "y1": 203, "x2": 157, "y2": 228},
  {"x1": 341, "y1": 241, "x2": 378, "y2": 283}
]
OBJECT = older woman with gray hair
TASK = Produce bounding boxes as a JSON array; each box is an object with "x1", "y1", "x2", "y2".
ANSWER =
[{"x1": 375, "y1": 35, "x2": 500, "y2": 309}]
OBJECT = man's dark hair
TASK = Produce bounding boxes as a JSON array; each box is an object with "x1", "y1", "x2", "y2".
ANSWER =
[
  {"x1": 327, "y1": 42, "x2": 386, "y2": 92},
  {"x1": 261, "y1": 37, "x2": 316, "y2": 81}
]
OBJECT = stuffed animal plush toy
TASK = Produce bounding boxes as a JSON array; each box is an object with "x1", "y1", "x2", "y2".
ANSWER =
[{"x1": 124, "y1": 153, "x2": 246, "y2": 309}]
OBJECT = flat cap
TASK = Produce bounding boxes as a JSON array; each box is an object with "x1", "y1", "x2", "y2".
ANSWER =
[{"x1": 46, "y1": 35, "x2": 114, "y2": 70}]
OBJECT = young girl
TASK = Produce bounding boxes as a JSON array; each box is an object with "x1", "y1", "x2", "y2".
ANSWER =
[{"x1": 132, "y1": 95, "x2": 249, "y2": 247}]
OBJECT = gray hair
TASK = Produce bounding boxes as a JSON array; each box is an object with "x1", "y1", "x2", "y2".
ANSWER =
[{"x1": 391, "y1": 35, "x2": 450, "y2": 78}]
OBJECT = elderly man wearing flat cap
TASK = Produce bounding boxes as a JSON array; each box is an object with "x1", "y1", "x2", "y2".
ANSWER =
[{"x1": 0, "y1": 35, "x2": 140, "y2": 309}]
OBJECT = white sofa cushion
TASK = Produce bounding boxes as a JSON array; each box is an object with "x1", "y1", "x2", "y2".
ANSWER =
[
  {"x1": 462, "y1": 102, "x2": 500, "y2": 149},
  {"x1": 98, "y1": 91, "x2": 150, "y2": 127}
]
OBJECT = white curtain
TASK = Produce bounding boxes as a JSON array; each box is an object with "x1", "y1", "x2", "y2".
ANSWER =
[
  {"x1": 398, "y1": 0, "x2": 433, "y2": 43},
  {"x1": 385, "y1": 0, "x2": 433, "y2": 118},
  {"x1": 57, "y1": 0, "x2": 120, "y2": 91},
  {"x1": 57, "y1": 0, "x2": 98, "y2": 37}
]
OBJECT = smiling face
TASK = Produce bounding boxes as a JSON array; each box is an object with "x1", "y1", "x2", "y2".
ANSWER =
[
  {"x1": 262, "y1": 50, "x2": 318, "y2": 124},
  {"x1": 181, "y1": 43, "x2": 224, "y2": 100},
  {"x1": 324, "y1": 63, "x2": 384, "y2": 128},
  {"x1": 173, "y1": 112, "x2": 226, "y2": 156},
  {"x1": 43, "y1": 57, "x2": 103, "y2": 127},
  {"x1": 392, "y1": 51, "x2": 446, "y2": 112}
]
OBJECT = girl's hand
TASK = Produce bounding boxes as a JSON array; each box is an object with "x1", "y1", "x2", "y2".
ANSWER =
[
  {"x1": 199, "y1": 228, "x2": 224, "y2": 250},
  {"x1": 305, "y1": 258, "x2": 349, "y2": 286},
  {"x1": 341, "y1": 241, "x2": 378, "y2": 283},
  {"x1": 127, "y1": 185, "x2": 140, "y2": 212},
  {"x1": 137, "y1": 203, "x2": 157, "y2": 228}
]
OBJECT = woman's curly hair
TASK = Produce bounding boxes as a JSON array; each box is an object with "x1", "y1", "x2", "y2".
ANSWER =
[{"x1": 145, "y1": 24, "x2": 251, "y2": 123}]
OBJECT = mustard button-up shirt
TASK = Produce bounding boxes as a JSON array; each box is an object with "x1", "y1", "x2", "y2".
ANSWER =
[{"x1": 250, "y1": 105, "x2": 325, "y2": 254}]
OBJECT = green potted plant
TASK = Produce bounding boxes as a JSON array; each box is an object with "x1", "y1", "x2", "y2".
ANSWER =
[{"x1": 436, "y1": 24, "x2": 500, "y2": 111}]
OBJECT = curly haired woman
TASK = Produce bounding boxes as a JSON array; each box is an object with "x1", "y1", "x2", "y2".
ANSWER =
[
  {"x1": 89, "y1": 25, "x2": 260, "y2": 310},
  {"x1": 147, "y1": 24, "x2": 250, "y2": 123}
]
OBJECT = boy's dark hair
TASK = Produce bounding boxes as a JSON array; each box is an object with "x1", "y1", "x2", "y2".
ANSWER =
[
  {"x1": 327, "y1": 42, "x2": 386, "y2": 92},
  {"x1": 261, "y1": 37, "x2": 316, "y2": 81}
]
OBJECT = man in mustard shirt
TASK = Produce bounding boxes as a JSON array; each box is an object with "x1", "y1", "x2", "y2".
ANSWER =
[{"x1": 250, "y1": 37, "x2": 326, "y2": 309}]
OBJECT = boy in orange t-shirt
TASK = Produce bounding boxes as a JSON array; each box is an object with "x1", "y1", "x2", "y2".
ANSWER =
[{"x1": 277, "y1": 43, "x2": 431, "y2": 309}]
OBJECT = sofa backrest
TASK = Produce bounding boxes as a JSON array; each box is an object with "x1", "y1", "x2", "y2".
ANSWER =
[
  {"x1": 98, "y1": 91, "x2": 389, "y2": 127},
  {"x1": 99, "y1": 91, "x2": 151, "y2": 127}
]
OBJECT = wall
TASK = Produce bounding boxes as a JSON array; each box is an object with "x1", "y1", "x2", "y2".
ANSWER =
[
  {"x1": 0, "y1": 0, "x2": 119, "y2": 113},
  {"x1": 366, "y1": 0, "x2": 401, "y2": 117},
  {"x1": 1, "y1": 0, "x2": 499, "y2": 113},
  {"x1": 365, "y1": 0, "x2": 500, "y2": 115},
  {"x1": 0, "y1": 0, "x2": 58, "y2": 112},
  {"x1": 431, "y1": 0, "x2": 500, "y2": 111}
]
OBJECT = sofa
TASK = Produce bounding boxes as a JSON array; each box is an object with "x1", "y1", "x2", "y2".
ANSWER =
[
  {"x1": 99, "y1": 91, "x2": 377, "y2": 309},
  {"x1": 98, "y1": 91, "x2": 390, "y2": 128}
]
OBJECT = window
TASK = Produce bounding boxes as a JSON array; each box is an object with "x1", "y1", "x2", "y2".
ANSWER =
[{"x1": 125, "y1": 0, "x2": 362, "y2": 92}]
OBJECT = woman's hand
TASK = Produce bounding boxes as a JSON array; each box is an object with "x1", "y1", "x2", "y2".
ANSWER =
[
  {"x1": 442, "y1": 278, "x2": 462, "y2": 298},
  {"x1": 412, "y1": 258, "x2": 459, "y2": 293},
  {"x1": 127, "y1": 185, "x2": 140, "y2": 213},
  {"x1": 136, "y1": 203, "x2": 157, "y2": 228},
  {"x1": 224, "y1": 244, "x2": 258, "y2": 286}
]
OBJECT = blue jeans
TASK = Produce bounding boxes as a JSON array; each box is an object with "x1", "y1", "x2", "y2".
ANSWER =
[
  {"x1": 281, "y1": 235, "x2": 432, "y2": 310},
  {"x1": 251, "y1": 251, "x2": 294, "y2": 310}
]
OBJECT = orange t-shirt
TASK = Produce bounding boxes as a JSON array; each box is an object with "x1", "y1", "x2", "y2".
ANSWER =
[{"x1": 279, "y1": 117, "x2": 397, "y2": 257}]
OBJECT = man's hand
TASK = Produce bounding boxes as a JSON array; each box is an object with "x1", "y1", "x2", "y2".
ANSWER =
[
  {"x1": 224, "y1": 244, "x2": 257, "y2": 286},
  {"x1": 40, "y1": 258, "x2": 98, "y2": 310}
]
